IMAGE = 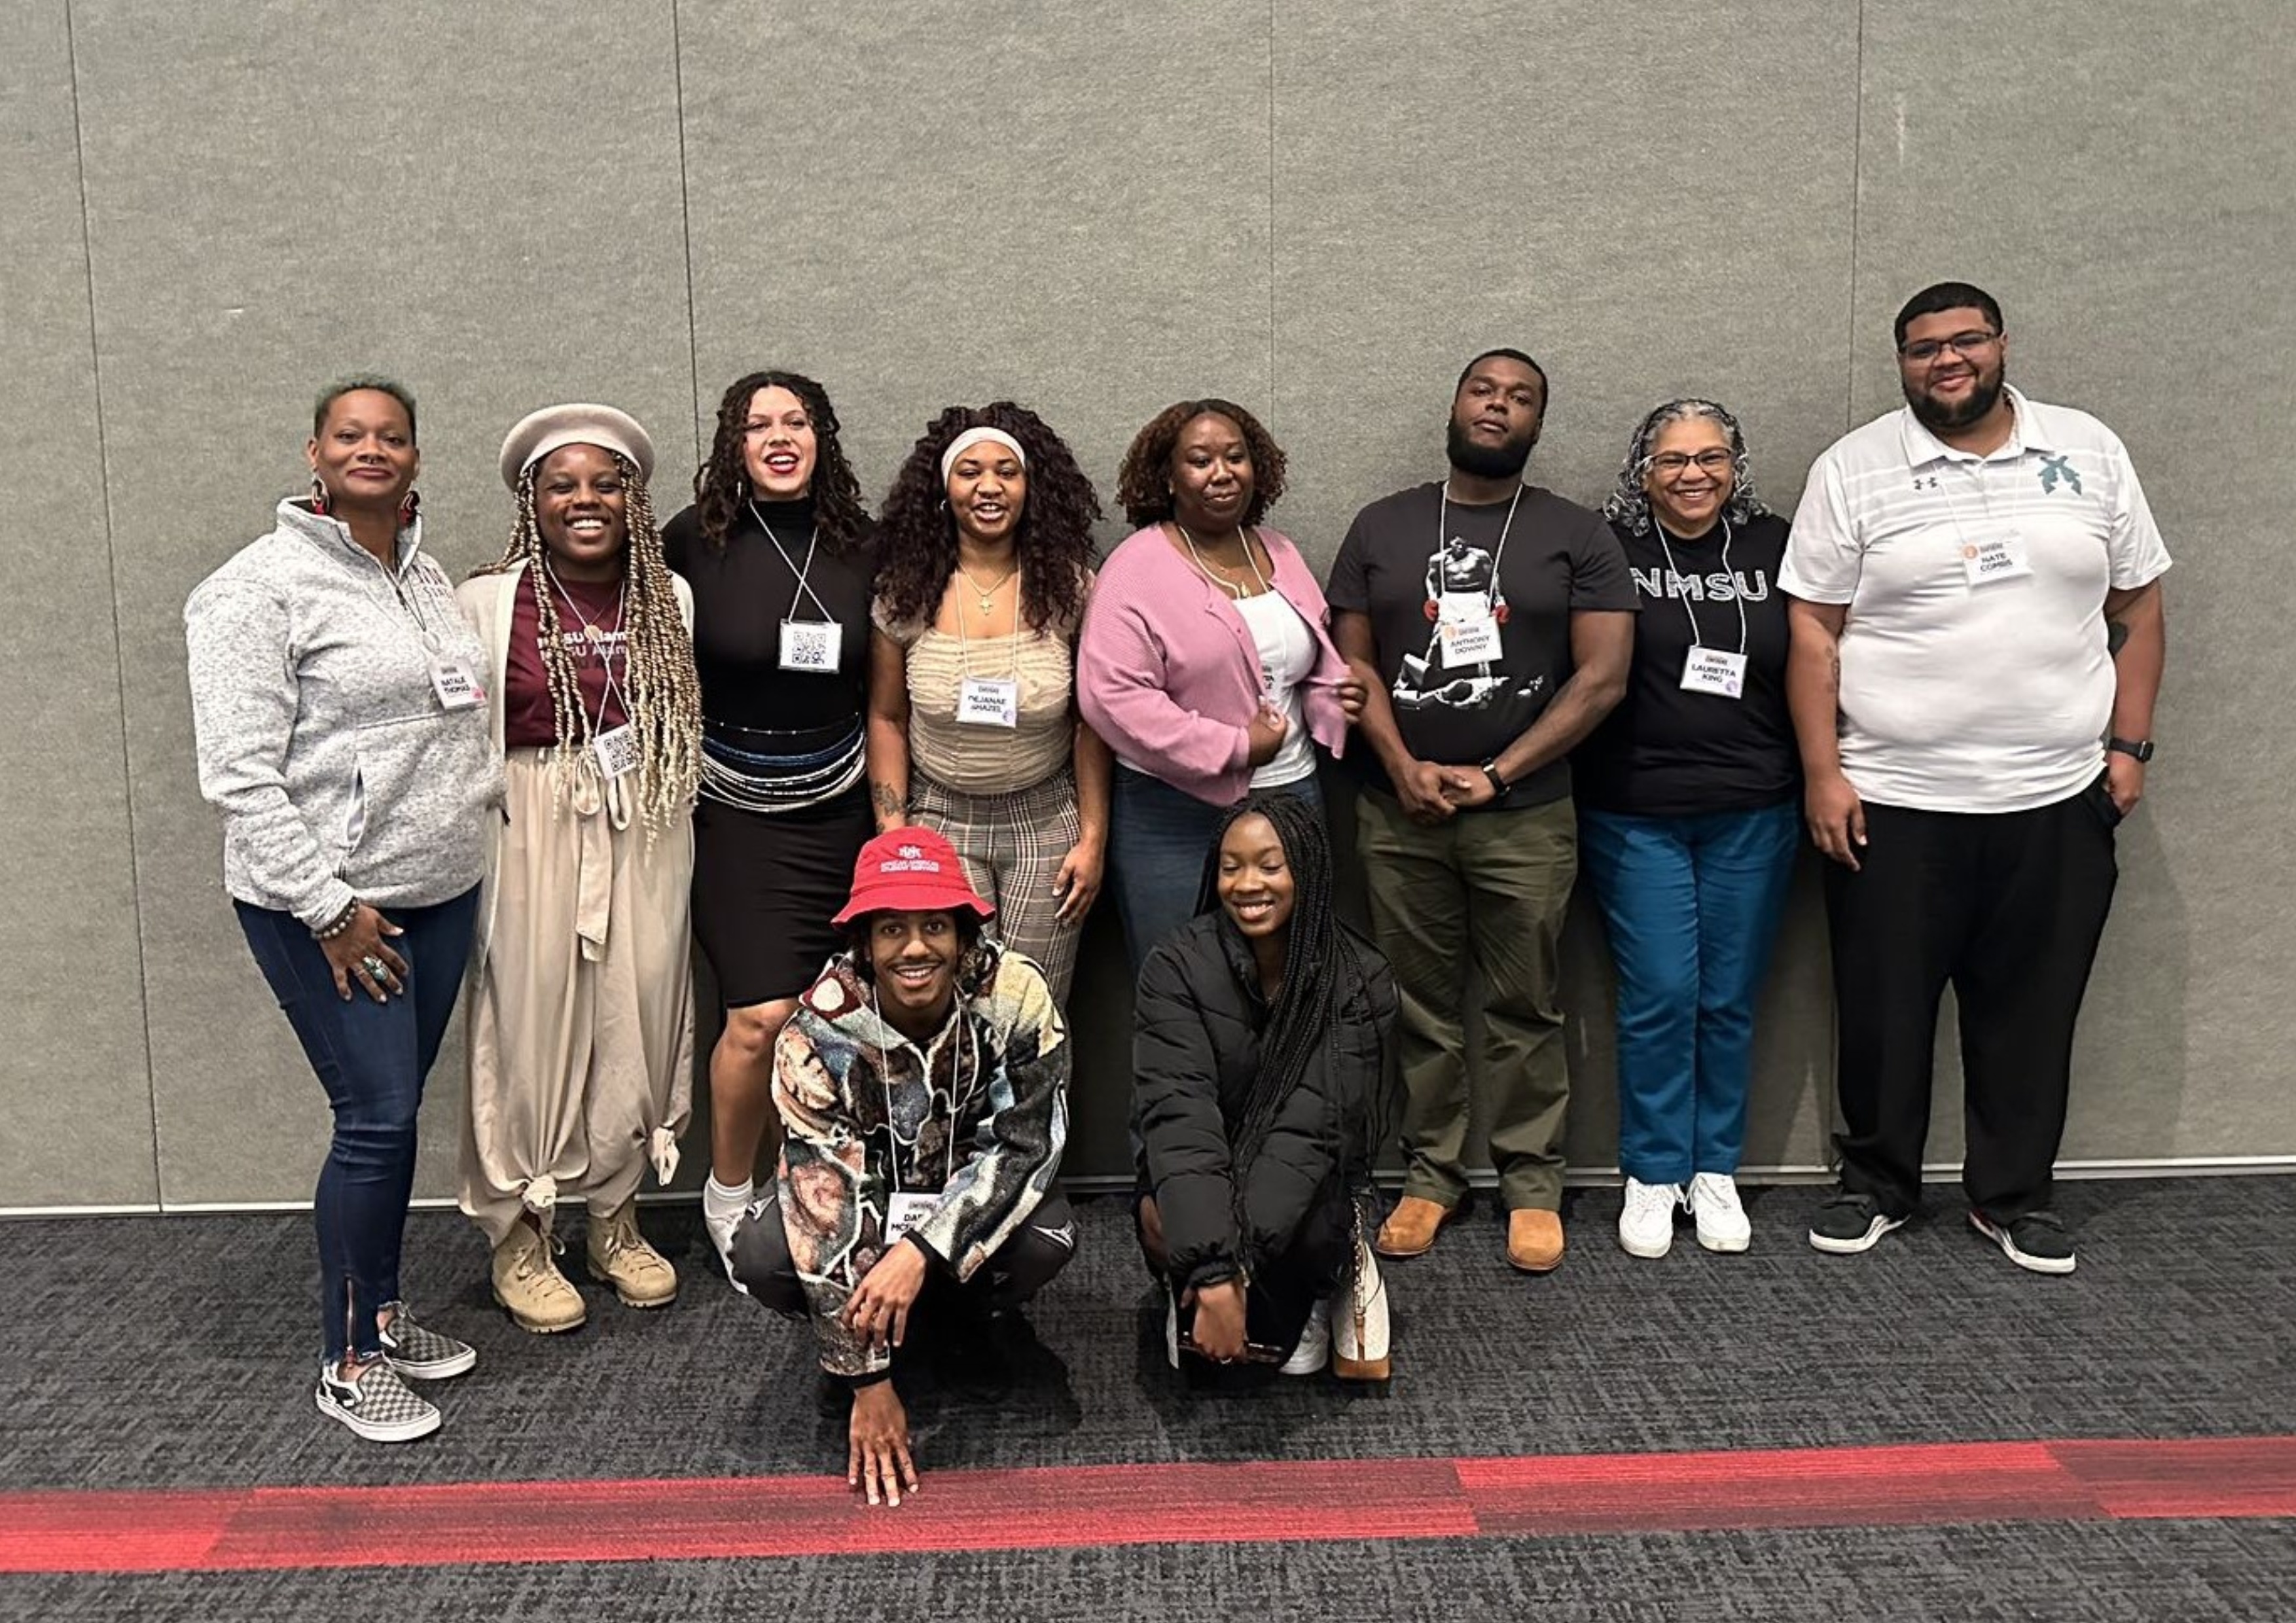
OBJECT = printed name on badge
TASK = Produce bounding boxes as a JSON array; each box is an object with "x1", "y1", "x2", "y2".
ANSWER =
[
  {"x1": 780, "y1": 618, "x2": 842, "y2": 673},
  {"x1": 1961, "y1": 534, "x2": 2033, "y2": 587},
  {"x1": 429, "y1": 657, "x2": 486, "y2": 711},
  {"x1": 884, "y1": 1192, "x2": 937, "y2": 1243},
  {"x1": 956, "y1": 675, "x2": 1020, "y2": 728},
  {"x1": 1439, "y1": 613, "x2": 1503, "y2": 668},
  {"x1": 1679, "y1": 645, "x2": 1748, "y2": 700}
]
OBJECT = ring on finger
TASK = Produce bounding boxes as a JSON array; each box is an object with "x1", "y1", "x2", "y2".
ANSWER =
[{"x1": 360, "y1": 955, "x2": 387, "y2": 978}]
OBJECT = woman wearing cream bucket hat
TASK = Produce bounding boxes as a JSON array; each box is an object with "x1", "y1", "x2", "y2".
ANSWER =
[{"x1": 454, "y1": 404, "x2": 702, "y2": 1332}]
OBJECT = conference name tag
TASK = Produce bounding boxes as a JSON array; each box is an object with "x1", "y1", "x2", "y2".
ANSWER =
[
  {"x1": 779, "y1": 618, "x2": 842, "y2": 673},
  {"x1": 884, "y1": 1192, "x2": 938, "y2": 1243},
  {"x1": 429, "y1": 656, "x2": 486, "y2": 711},
  {"x1": 1679, "y1": 646, "x2": 1748, "y2": 700},
  {"x1": 1961, "y1": 534, "x2": 2033, "y2": 587},
  {"x1": 956, "y1": 675, "x2": 1020, "y2": 728},
  {"x1": 1438, "y1": 611, "x2": 1502, "y2": 668},
  {"x1": 593, "y1": 723, "x2": 639, "y2": 779}
]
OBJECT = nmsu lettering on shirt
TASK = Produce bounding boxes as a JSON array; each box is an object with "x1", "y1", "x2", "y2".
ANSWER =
[{"x1": 1630, "y1": 567, "x2": 1772, "y2": 603}]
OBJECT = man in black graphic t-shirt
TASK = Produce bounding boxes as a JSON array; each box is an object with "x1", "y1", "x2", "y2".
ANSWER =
[{"x1": 1327, "y1": 348, "x2": 1636, "y2": 1274}]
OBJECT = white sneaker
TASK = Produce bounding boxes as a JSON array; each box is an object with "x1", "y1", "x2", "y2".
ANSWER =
[
  {"x1": 1164, "y1": 1293, "x2": 1181, "y2": 1370},
  {"x1": 1617, "y1": 1179, "x2": 1683, "y2": 1258},
  {"x1": 1689, "y1": 1172, "x2": 1751, "y2": 1253},
  {"x1": 1281, "y1": 1300, "x2": 1330, "y2": 1376}
]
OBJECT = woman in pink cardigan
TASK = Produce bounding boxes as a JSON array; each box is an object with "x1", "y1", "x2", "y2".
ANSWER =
[{"x1": 1079, "y1": 397, "x2": 1357, "y2": 967}]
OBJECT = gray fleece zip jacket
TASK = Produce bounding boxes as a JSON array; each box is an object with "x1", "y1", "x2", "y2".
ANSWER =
[{"x1": 185, "y1": 499, "x2": 502, "y2": 929}]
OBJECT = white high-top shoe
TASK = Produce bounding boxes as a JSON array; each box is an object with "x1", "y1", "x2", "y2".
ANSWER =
[{"x1": 1331, "y1": 1236, "x2": 1391, "y2": 1382}]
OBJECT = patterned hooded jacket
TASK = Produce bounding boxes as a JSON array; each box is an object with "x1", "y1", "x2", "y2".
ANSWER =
[{"x1": 772, "y1": 942, "x2": 1069, "y2": 1378}]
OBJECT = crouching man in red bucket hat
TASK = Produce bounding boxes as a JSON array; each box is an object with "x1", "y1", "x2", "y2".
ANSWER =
[{"x1": 730, "y1": 825, "x2": 1074, "y2": 1505}]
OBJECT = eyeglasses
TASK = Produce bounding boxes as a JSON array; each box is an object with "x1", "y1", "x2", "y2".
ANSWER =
[
  {"x1": 1898, "y1": 330, "x2": 2000, "y2": 363},
  {"x1": 1645, "y1": 449, "x2": 1734, "y2": 476}
]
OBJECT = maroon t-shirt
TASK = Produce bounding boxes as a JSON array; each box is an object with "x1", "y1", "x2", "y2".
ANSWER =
[{"x1": 504, "y1": 569, "x2": 631, "y2": 749}]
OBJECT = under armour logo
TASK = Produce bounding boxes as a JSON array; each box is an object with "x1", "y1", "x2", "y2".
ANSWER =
[
  {"x1": 2039, "y1": 455, "x2": 2082, "y2": 495},
  {"x1": 1913, "y1": 474, "x2": 1940, "y2": 491}
]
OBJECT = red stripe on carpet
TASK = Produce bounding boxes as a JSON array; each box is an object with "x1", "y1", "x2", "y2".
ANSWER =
[{"x1": 3, "y1": 1436, "x2": 2291, "y2": 1575}]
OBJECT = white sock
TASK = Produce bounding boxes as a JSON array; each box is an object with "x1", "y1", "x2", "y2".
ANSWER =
[{"x1": 702, "y1": 1175, "x2": 753, "y2": 1227}]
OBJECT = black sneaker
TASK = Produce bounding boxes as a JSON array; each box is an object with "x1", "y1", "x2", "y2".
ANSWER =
[
  {"x1": 1969, "y1": 1209, "x2": 2077, "y2": 1275},
  {"x1": 1807, "y1": 1191, "x2": 1907, "y2": 1255}
]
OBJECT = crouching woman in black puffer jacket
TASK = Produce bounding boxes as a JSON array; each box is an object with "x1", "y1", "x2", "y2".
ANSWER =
[{"x1": 1132, "y1": 792, "x2": 1399, "y2": 1382}]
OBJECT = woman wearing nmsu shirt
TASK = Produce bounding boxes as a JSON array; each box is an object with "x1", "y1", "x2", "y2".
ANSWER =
[{"x1": 1576, "y1": 399, "x2": 1800, "y2": 1262}]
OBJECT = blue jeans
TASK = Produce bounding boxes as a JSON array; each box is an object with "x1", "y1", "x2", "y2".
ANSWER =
[
  {"x1": 1107, "y1": 767, "x2": 1321, "y2": 971},
  {"x1": 236, "y1": 887, "x2": 478, "y2": 1363},
  {"x1": 1579, "y1": 801, "x2": 1799, "y2": 1184}
]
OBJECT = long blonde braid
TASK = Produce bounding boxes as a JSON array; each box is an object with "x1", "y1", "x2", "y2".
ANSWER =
[{"x1": 478, "y1": 455, "x2": 702, "y2": 839}]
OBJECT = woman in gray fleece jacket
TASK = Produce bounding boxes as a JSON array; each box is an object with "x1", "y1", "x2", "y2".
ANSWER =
[{"x1": 184, "y1": 378, "x2": 501, "y2": 1445}]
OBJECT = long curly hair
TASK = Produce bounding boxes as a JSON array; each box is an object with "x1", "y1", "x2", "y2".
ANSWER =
[
  {"x1": 692, "y1": 370, "x2": 870, "y2": 553},
  {"x1": 875, "y1": 402, "x2": 1103, "y2": 635},
  {"x1": 473, "y1": 452, "x2": 702, "y2": 838},
  {"x1": 1115, "y1": 398, "x2": 1288, "y2": 529},
  {"x1": 1601, "y1": 398, "x2": 1769, "y2": 536}
]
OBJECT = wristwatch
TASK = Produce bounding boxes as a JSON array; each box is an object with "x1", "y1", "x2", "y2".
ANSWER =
[
  {"x1": 2107, "y1": 737, "x2": 2155, "y2": 762},
  {"x1": 1479, "y1": 758, "x2": 1513, "y2": 801}
]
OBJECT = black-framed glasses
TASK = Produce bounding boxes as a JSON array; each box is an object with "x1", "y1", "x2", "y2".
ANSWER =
[
  {"x1": 1899, "y1": 330, "x2": 2001, "y2": 363},
  {"x1": 1645, "y1": 449, "x2": 1734, "y2": 476}
]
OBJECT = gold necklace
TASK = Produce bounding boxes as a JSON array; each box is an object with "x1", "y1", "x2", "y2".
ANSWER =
[
  {"x1": 1175, "y1": 524, "x2": 1265, "y2": 598},
  {"x1": 956, "y1": 561, "x2": 1018, "y2": 615}
]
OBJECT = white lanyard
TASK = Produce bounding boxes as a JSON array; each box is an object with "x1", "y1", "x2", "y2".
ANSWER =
[
  {"x1": 750, "y1": 500, "x2": 834, "y2": 623},
  {"x1": 954, "y1": 571, "x2": 1024, "y2": 733},
  {"x1": 1654, "y1": 518, "x2": 1746, "y2": 656},
  {"x1": 541, "y1": 558, "x2": 632, "y2": 742},
  {"x1": 1434, "y1": 480, "x2": 1523, "y2": 607}
]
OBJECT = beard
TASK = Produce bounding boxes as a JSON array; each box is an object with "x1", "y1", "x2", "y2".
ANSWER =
[
  {"x1": 1905, "y1": 361, "x2": 2007, "y2": 433},
  {"x1": 1446, "y1": 416, "x2": 1536, "y2": 480}
]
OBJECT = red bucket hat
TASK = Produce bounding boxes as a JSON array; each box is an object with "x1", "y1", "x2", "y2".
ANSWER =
[{"x1": 832, "y1": 826, "x2": 995, "y2": 927}]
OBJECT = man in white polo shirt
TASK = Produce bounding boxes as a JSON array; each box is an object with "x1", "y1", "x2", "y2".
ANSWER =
[{"x1": 1782, "y1": 281, "x2": 2169, "y2": 1275}]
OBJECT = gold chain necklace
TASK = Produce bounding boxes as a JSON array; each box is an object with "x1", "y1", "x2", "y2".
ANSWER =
[{"x1": 955, "y1": 561, "x2": 1018, "y2": 615}]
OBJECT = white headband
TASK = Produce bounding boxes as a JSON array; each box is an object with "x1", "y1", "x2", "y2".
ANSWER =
[{"x1": 940, "y1": 427, "x2": 1026, "y2": 484}]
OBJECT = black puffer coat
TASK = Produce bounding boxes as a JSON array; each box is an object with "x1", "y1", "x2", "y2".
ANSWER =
[{"x1": 1133, "y1": 912, "x2": 1398, "y2": 1293}]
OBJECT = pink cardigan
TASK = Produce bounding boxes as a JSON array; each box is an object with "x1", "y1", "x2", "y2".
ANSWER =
[{"x1": 1077, "y1": 524, "x2": 1350, "y2": 806}]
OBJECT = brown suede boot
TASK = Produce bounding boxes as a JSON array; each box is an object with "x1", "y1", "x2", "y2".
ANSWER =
[
  {"x1": 1374, "y1": 1195, "x2": 1455, "y2": 1258},
  {"x1": 492, "y1": 1220, "x2": 588, "y2": 1334},
  {"x1": 1507, "y1": 1207, "x2": 1566, "y2": 1273}
]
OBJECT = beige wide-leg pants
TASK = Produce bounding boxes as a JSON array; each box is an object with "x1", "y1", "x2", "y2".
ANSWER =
[{"x1": 461, "y1": 749, "x2": 694, "y2": 1245}]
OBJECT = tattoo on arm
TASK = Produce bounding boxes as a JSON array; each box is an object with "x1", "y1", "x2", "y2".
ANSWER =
[{"x1": 871, "y1": 783, "x2": 906, "y2": 825}]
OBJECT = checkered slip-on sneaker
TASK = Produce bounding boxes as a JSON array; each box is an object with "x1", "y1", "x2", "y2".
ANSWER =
[
  {"x1": 315, "y1": 1359, "x2": 441, "y2": 1444},
  {"x1": 378, "y1": 1302, "x2": 478, "y2": 1380}
]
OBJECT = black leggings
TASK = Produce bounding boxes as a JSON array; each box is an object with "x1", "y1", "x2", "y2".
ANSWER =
[{"x1": 732, "y1": 1189, "x2": 1076, "y2": 1321}]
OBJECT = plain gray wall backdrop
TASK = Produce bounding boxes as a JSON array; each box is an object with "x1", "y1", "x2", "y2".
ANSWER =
[{"x1": 4, "y1": 0, "x2": 2289, "y2": 1212}]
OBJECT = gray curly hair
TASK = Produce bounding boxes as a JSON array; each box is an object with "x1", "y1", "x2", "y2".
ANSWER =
[{"x1": 1601, "y1": 398, "x2": 1767, "y2": 535}]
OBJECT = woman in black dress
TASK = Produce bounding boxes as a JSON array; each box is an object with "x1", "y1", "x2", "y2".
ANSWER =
[{"x1": 660, "y1": 370, "x2": 878, "y2": 1272}]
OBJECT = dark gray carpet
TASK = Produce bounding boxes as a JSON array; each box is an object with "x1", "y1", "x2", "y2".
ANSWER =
[
  {"x1": 5, "y1": 1518, "x2": 2294, "y2": 1622},
  {"x1": 4, "y1": 1179, "x2": 2293, "y2": 1616}
]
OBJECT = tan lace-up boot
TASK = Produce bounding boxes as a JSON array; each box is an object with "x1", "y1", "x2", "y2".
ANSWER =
[
  {"x1": 586, "y1": 1200, "x2": 679, "y2": 1309},
  {"x1": 492, "y1": 1219, "x2": 587, "y2": 1334}
]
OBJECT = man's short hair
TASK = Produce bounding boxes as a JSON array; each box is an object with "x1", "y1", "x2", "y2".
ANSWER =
[
  {"x1": 1454, "y1": 347, "x2": 1550, "y2": 409},
  {"x1": 1893, "y1": 282, "x2": 2005, "y2": 348}
]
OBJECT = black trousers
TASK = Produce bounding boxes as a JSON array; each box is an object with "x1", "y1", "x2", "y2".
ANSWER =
[
  {"x1": 1823, "y1": 777, "x2": 2119, "y2": 1219},
  {"x1": 731, "y1": 1190, "x2": 1076, "y2": 1325}
]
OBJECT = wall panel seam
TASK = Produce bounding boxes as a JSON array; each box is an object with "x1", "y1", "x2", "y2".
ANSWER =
[
  {"x1": 1844, "y1": 0, "x2": 1867, "y2": 435},
  {"x1": 1265, "y1": 0, "x2": 1277, "y2": 422},
  {"x1": 670, "y1": 0, "x2": 704, "y2": 478},
  {"x1": 63, "y1": 0, "x2": 163, "y2": 1207}
]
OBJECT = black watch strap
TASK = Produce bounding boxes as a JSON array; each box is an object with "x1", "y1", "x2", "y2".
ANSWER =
[
  {"x1": 1480, "y1": 758, "x2": 1511, "y2": 799},
  {"x1": 2107, "y1": 736, "x2": 2155, "y2": 762}
]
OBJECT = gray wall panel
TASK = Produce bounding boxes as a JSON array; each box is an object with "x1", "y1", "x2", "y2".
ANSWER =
[
  {"x1": 1274, "y1": 0, "x2": 1861, "y2": 1174},
  {"x1": 71, "y1": 0, "x2": 696, "y2": 1204},
  {"x1": 0, "y1": 1, "x2": 158, "y2": 1209},
  {"x1": 1854, "y1": 1, "x2": 2296, "y2": 1167}
]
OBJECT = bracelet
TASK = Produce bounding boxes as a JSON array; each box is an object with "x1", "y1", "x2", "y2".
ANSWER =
[{"x1": 312, "y1": 899, "x2": 361, "y2": 940}]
